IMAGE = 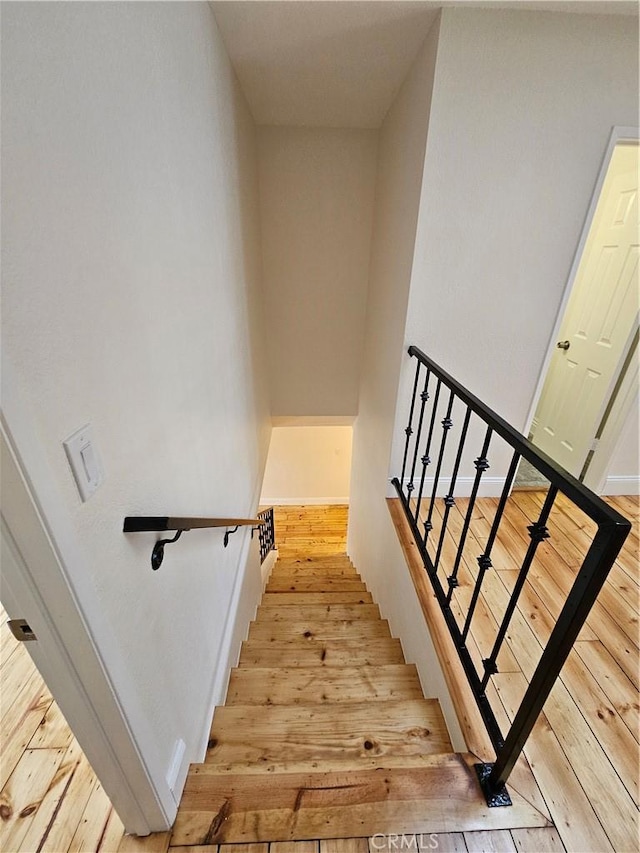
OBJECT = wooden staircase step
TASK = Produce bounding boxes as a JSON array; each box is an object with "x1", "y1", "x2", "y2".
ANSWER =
[
  {"x1": 261, "y1": 592, "x2": 374, "y2": 606},
  {"x1": 275, "y1": 558, "x2": 354, "y2": 568},
  {"x1": 171, "y1": 754, "x2": 550, "y2": 845},
  {"x1": 247, "y1": 620, "x2": 391, "y2": 643},
  {"x1": 226, "y1": 665, "x2": 423, "y2": 706},
  {"x1": 205, "y1": 699, "x2": 452, "y2": 769},
  {"x1": 270, "y1": 566, "x2": 360, "y2": 578},
  {"x1": 266, "y1": 578, "x2": 368, "y2": 593},
  {"x1": 237, "y1": 638, "x2": 406, "y2": 668},
  {"x1": 254, "y1": 603, "x2": 381, "y2": 622}
]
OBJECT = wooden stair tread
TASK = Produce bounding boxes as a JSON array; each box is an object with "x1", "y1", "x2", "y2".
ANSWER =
[
  {"x1": 266, "y1": 579, "x2": 368, "y2": 592},
  {"x1": 206, "y1": 699, "x2": 453, "y2": 768},
  {"x1": 226, "y1": 665, "x2": 423, "y2": 705},
  {"x1": 261, "y1": 592, "x2": 374, "y2": 605},
  {"x1": 254, "y1": 604, "x2": 381, "y2": 622},
  {"x1": 171, "y1": 754, "x2": 550, "y2": 845},
  {"x1": 247, "y1": 620, "x2": 391, "y2": 642},
  {"x1": 238, "y1": 639, "x2": 406, "y2": 668},
  {"x1": 270, "y1": 569, "x2": 361, "y2": 580}
]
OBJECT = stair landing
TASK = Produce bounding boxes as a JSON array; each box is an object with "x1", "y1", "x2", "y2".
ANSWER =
[{"x1": 171, "y1": 552, "x2": 549, "y2": 844}]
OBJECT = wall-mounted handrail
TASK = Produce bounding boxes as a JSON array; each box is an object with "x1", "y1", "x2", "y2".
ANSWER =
[
  {"x1": 392, "y1": 345, "x2": 630, "y2": 807},
  {"x1": 123, "y1": 516, "x2": 262, "y2": 570},
  {"x1": 123, "y1": 516, "x2": 261, "y2": 532}
]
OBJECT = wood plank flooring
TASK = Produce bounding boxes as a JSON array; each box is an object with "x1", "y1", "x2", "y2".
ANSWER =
[{"x1": 0, "y1": 499, "x2": 636, "y2": 851}]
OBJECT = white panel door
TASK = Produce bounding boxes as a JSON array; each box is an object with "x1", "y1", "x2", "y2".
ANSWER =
[{"x1": 533, "y1": 143, "x2": 639, "y2": 477}]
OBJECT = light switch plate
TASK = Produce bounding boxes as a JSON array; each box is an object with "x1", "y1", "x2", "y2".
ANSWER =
[{"x1": 63, "y1": 424, "x2": 104, "y2": 501}]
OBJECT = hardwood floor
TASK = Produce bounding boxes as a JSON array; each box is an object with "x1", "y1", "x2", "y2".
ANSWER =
[
  {"x1": 394, "y1": 492, "x2": 639, "y2": 853},
  {"x1": 0, "y1": 498, "x2": 636, "y2": 852}
]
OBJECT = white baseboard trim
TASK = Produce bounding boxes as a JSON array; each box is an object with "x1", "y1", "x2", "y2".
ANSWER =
[
  {"x1": 261, "y1": 549, "x2": 278, "y2": 588},
  {"x1": 601, "y1": 475, "x2": 640, "y2": 496},
  {"x1": 388, "y1": 476, "x2": 507, "y2": 499},
  {"x1": 261, "y1": 497, "x2": 350, "y2": 506}
]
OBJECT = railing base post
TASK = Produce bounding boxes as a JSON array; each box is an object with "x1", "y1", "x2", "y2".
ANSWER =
[{"x1": 473, "y1": 763, "x2": 512, "y2": 807}]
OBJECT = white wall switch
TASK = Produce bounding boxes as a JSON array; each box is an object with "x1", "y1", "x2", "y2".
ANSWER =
[{"x1": 63, "y1": 424, "x2": 104, "y2": 501}]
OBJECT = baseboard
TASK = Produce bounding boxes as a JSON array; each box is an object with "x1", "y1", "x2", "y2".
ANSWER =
[
  {"x1": 261, "y1": 549, "x2": 278, "y2": 588},
  {"x1": 601, "y1": 475, "x2": 640, "y2": 496},
  {"x1": 261, "y1": 497, "x2": 350, "y2": 506},
  {"x1": 388, "y1": 476, "x2": 507, "y2": 499}
]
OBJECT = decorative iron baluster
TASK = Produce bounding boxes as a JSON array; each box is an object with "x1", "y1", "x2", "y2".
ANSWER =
[
  {"x1": 256, "y1": 507, "x2": 275, "y2": 564},
  {"x1": 446, "y1": 425, "x2": 493, "y2": 603},
  {"x1": 484, "y1": 518, "x2": 630, "y2": 799},
  {"x1": 400, "y1": 360, "x2": 422, "y2": 498},
  {"x1": 462, "y1": 450, "x2": 521, "y2": 642},
  {"x1": 422, "y1": 390, "x2": 456, "y2": 547},
  {"x1": 413, "y1": 379, "x2": 442, "y2": 527},
  {"x1": 433, "y1": 406, "x2": 472, "y2": 573},
  {"x1": 406, "y1": 369, "x2": 432, "y2": 499},
  {"x1": 480, "y1": 485, "x2": 558, "y2": 690}
]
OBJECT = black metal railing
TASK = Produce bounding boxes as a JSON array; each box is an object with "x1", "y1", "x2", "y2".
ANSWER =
[
  {"x1": 256, "y1": 507, "x2": 276, "y2": 564},
  {"x1": 392, "y1": 345, "x2": 630, "y2": 806}
]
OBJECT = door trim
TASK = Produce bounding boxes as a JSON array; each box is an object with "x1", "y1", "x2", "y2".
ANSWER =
[
  {"x1": 524, "y1": 125, "x2": 639, "y2": 483},
  {"x1": 1, "y1": 358, "x2": 174, "y2": 834}
]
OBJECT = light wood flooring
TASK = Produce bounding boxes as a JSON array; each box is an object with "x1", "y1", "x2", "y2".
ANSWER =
[{"x1": 1, "y1": 499, "x2": 637, "y2": 852}]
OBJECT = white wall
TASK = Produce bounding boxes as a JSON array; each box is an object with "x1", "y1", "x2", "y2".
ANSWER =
[
  {"x1": 604, "y1": 397, "x2": 640, "y2": 494},
  {"x1": 258, "y1": 126, "x2": 378, "y2": 417},
  {"x1": 348, "y1": 17, "x2": 463, "y2": 746},
  {"x1": 393, "y1": 8, "x2": 639, "y2": 482},
  {"x1": 261, "y1": 426, "x2": 352, "y2": 504},
  {"x1": 1, "y1": 2, "x2": 270, "y2": 828}
]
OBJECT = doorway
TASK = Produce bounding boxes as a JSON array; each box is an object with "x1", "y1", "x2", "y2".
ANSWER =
[{"x1": 523, "y1": 134, "x2": 639, "y2": 488}]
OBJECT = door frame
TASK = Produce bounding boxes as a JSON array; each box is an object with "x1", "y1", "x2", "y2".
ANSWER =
[
  {"x1": 524, "y1": 125, "x2": 639, "y2": 488},
  {"x1": 1, "y1": 358, "x2": 174, "y2": 834}
]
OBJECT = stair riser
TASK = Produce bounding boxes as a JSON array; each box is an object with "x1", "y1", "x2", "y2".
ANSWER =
[
  {"x1": 254, "y1": 604, "x2": 381, "y2": 622},
  {"x1": 247, "y1": 621, "x2": 391, "y2": 642},
  {"x1": 261, "y1": 592, "x2": 373, "y2": 605},
  {"x1": 237, "y1": 640, "x2": 406, "y2": 668},
  {"x1": 266, "y1": 581, "x2": 368, "y2": 592},
  {"x1": 226, "y1": 665, "x2": 422, "y2": 705}
]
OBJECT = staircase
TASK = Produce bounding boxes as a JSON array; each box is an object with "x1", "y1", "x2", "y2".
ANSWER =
[{"x1": 171, "y1": 544, "x2": 549, "y2": 844}]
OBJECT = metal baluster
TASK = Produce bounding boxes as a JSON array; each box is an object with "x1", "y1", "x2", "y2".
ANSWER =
[
  {"x1": 406, "y1": 369, "x2": 432, "y2": 500},
  {"x1": 462, "y1": 450, "x2": 521, "y2": 642},
  {"x1": 433, "y1": 406, "x2": 472, "y2": 573},
  {"x1": 413, "y1": 379, "x2": 442, "y2": 526},
  {"x1": 400, "y1": 360, "x2": 422, "y2": 501},
  {"x1": 484, "y1": 517, "x2": 630, "y2": 800},
  {"x1": 422, "y1": 390, "x2": 456, "y2": 547},
  {"x1": 480, "y1": 485, "x2": 558, "y2": 690},
  {"x1": 445, "y1": 425, "x2": 493, "y2": 603}
]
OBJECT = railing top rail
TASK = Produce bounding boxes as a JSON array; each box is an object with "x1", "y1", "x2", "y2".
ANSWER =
[
  {"x1": 123, "y1": 516, "x2": 261, "y2": 533},
  {"x1": 407, "y1": 345, "x2": 630, "y2": 532}
]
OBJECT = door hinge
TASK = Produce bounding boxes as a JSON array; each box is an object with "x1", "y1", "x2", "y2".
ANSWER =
[
  {"x1": 591, "y1": 437, "x2": 600, "y2": 453},
  {"x1": 7, "y1": 619, "x2": 37, "y2": 642}
]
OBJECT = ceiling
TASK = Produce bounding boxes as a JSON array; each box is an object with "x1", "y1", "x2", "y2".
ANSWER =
[
  {"x1": 210, "y1": 2, "x2": 439, "y2": 127},
  {"x1": 210, "y1": 1, "x2": 638, "y2": 129}
]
